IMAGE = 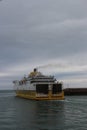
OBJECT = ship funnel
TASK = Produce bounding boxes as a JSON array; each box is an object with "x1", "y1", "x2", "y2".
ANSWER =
[{"x1": 34, "y1": 68, "x2": 37, "y2": 72}]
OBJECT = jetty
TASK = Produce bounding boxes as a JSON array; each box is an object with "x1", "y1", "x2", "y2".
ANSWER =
[{"x1": 64, "y1": 88, "x2": 87, "y2": 95}]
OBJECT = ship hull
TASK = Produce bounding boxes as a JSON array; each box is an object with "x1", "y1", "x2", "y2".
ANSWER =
[{"x1": 15, "y1": 90, "x2": 64, "y2": 100}]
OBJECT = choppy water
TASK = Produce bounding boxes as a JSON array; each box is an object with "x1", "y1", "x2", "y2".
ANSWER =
[{"x1": 0, "y1": 91, "x2": 87, "y2": 130}]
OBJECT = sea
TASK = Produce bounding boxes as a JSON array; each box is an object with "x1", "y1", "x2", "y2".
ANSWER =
[{"x1": 0, "y1": 91, "x2": 87, "y2": 130}]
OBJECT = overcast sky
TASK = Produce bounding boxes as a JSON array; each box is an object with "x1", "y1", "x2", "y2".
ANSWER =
[{"x1": 0, "y1": 0, "x2": 87, "y2": 89}]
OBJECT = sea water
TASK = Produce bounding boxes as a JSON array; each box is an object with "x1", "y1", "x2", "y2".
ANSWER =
[{"x1": 0, "y1": 90, "x2": 87, "y2": 130}]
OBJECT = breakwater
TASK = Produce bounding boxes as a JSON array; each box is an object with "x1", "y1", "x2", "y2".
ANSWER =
[{"x1": 64, "y1": 88, "x2": 87, "y2": 95}]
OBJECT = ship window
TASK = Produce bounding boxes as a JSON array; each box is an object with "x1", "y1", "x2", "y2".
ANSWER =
[
  {"x1": 36, "y1": 84, "x2": 48, "y2": 94},
  {"x1": 52, "y1": 83, "x2": 62, "y2": 94}
]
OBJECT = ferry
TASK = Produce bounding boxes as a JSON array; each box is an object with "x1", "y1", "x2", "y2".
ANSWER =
[{"x1": 13, "y1": 68, "x2": 64, "y2": 100}]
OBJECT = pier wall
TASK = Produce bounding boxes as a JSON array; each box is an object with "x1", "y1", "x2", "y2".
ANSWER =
[{"x1": 64, "y1": 88, "x2": 87, "y2": 95}]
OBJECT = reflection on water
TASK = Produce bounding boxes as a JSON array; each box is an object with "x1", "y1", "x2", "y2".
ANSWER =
[
  {"x1": 13, "y1": 98, "x2": 65, "y2": 130},
  {"x1": 32, "y1": 101, "x2": 65, "y2": 130},
  {"x1": 1, "y1": 91, "x2": 87, "y2": 130},
  {"x1": 0, "y1": 90, "x2": 65, "y2": 130}
]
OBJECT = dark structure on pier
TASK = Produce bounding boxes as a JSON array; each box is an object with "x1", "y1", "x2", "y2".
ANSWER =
[{"x1": 64, "y1": 88, "x2": 87, "y2": 95}]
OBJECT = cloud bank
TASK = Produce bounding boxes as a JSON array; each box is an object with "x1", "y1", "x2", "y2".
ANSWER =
[{"x1": 0, "y1": 0, "x2": 87, "y2": 89}]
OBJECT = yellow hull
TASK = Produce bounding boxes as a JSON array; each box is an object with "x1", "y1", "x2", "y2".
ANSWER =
[{"x1": 15, "y1": 90, "x2": 64, "y2": 100}]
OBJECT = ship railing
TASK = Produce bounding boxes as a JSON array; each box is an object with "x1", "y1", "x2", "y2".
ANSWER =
[{"x1": 30, "y1": 79, "x2": 56, "y2": 83}]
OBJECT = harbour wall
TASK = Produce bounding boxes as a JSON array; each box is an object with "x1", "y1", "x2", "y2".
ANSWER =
[{"x1": 64, "y1": 88, "x2": 87, "y2": 95}]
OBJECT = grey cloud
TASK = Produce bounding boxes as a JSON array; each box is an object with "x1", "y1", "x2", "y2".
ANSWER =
[{"x1": 0, "y1": 0, "x2": 87, "y2": 89}]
